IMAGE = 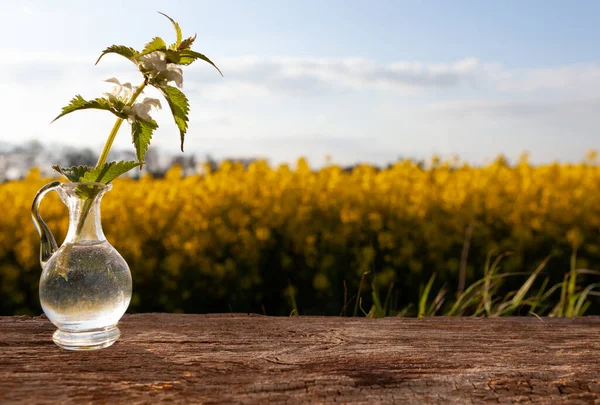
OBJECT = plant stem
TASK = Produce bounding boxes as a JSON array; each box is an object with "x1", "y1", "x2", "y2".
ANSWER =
[
  {"x1": 55, "y1": 80, "x2": 149, "y2": 281},
  {"x1": 95, "y1": 81, "x2": 147, "y2": 168},
  {"x1": 74, "y1": 197, "x2": 94, "y2": 242},
  {"x1": 72, "y1": 81, "x2": 147, "y2": 243}
]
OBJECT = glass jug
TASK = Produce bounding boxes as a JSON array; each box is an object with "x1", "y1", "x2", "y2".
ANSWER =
[{"x1": 31, "y1": 182, "x2": 132, "y2": 350}]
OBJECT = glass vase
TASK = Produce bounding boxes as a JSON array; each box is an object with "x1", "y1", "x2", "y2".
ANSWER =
[{"x1": 31, "y1": 182, "x2": 132, "y2": 350}]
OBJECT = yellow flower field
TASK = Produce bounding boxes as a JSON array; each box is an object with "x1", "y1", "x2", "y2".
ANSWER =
[{"x1": 2, "y1": 155, "x2": 600, "y2": 315}]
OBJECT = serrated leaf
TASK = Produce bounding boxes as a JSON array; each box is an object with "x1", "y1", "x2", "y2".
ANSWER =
[
  {"x1": 178, "y1": 34, "x2": 196, "y2": 51},
  {"x1": 163, "y1": 49, "x2": 181, "y2": 64},
  {"x1": 138, "y1": 37, "x2": 167, "y2": 57},
  {"x1": 177, "y1": 50, "x2": 223, "y2": 77},
  {"x1": 52, "y1": 165, "x2": 92, "y2": 182},
  {"x1": 158, "y1": 12, "x2": 182, "y2": 49},
  {"x1": 159, "y1": 86, "x2": 189, "y2": 151},
  {"x1": 52, "y1": 95, "x2": 120, "y2": 122},
  {"x1": 131, "y1": 118, "x2": 158, "y2": 165},
  {"x1": 96, "y1": 45, "x2": 138, "y2": 65},
  {"x1": 74, "y1": 183, "x2": 107, "y2": 200},
  {"x1": 80, "y1": 161, "x2": 141, "y2": 183}
]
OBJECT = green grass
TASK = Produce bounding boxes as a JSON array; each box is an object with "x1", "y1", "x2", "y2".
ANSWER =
[{"x1": 325, "y1": 249, "x2": 600, "y2": 318}]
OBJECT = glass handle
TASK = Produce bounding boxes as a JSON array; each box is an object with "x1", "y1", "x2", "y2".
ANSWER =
[{"x1": 31, "y1": 181, "x2": 61, "y2": 267}]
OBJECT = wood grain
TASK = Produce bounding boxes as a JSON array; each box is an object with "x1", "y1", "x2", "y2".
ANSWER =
[{"x1": 1, "y1": 314, "x2": 599, "y2": 404}]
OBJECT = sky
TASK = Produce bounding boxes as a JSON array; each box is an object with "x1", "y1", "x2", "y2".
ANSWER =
[{"x1": 1, "y1": 0, "x2": 600, "y2": 166}]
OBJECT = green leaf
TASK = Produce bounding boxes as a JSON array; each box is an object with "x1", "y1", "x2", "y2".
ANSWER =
[
  {"x1": 52, "y1": 165, "x2": 92, "y2": 182},
  {"x1": 53, "y1": 161, "x2": 140, "y2": 185},
  {"x1": 158, "y1": 12, "x2": 182, "y2": 49},
  {"x1": 81, "y1": 161, "x2": 141, "y2": 183},
  {"x1": 96, "y1": 45, "x2": 138, "y2": 65},
  {"x1": 159, "y1": 85, "x2": 189, "y2": 151},
  {"x1": 163, "y1": 49, "x2": 181, "y2": 64},
  {"x1": 52, "y1": 95, "x2": 121, "y2": 122},
  {"x1": 178, "y1": 34, "x2": 196, "y2": 51},
  {"x1": 74, "y1": 183, "x2": 109, "y2": 200},
  {"x1": 138, "y1": 37, "x2": 167, "y2": 57},
  {"x1": 131, "y1": 118, "x2": 158, "y2": 165},
  {"x1": 177, "y1": 50, "x2": 223, "y2": 77}
]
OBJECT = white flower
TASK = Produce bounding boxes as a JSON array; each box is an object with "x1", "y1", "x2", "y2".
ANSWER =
[
  {"x1": 137, "y1": 51, "x2": 184, "y2": 88},
  {"x1": 124, "y1": 98, "x2": 162, "y2": 122},
  {"x1": 137, "y1": 52, "x2": 167, "y2": 74},
  {"x1": 161, "y1": 64, "x2": 183, "y2": 88},
  {"x1": 104, "y1": 78, "x2": 135, "y2": 103}
]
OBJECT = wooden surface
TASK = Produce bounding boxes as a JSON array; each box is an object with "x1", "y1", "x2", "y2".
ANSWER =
[{"x1": 1, "y1": 314, "x2": 599, "y2": 404}]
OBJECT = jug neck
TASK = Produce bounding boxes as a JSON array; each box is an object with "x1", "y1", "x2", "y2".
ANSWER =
[{"x1": 59, "y1": 183, "x2": 111, "y2": 244}]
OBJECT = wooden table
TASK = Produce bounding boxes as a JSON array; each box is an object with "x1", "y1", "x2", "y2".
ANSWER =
[{"x1": 1, "y1": 314, "x2": 599, "y2": 404}]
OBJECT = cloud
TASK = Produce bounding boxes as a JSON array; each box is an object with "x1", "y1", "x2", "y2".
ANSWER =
[
  {"x1": 428, "y1": 98, "x2": 600, "y2": 118},
  {"x1": 186, "y1": 57, "x2": 600, "y2": 100},
  {"x1": 375, "y1": 97, "x2": 600, "y2": 164},
  {"x1": 181, "y1": 133, "x2": 388, "y2": 166},
  {"x1": 2, "y1": 51, "x2": 600, "y2": 166},
  {"x1": 5, "y1": 51, "x2": 600, "y2": 99},
  {"x1": 187, "y1": 56, "x2": 488, "y2": 97},
  {"x1": 2, "y1": 52, "x2": 489, "y2": 97},
  {"x1": 494, "y1": 64, "x2": 600, "y2": 96}
]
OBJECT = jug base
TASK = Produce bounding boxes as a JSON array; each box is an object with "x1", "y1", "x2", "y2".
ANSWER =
[{"x1": 52, "y1": 325, "x2": 120, "y2": 351}]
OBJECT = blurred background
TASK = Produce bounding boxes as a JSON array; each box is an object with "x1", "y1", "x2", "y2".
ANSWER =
[{"x1": 1, "y1": 0, "x2": 600, "y2": 317}]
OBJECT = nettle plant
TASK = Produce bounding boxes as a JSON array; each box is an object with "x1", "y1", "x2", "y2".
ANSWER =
[{"x1": 52, "y1": 12, "x2": 222, "y2": 184}]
